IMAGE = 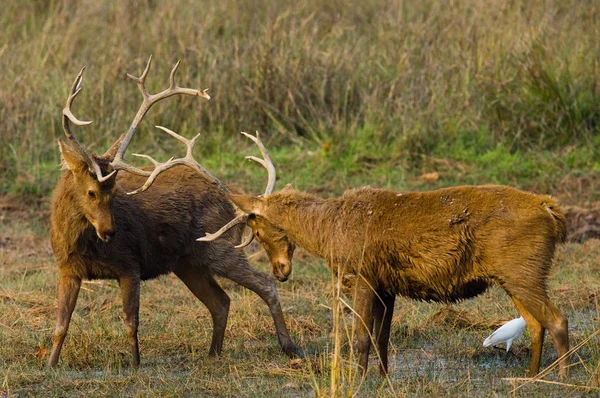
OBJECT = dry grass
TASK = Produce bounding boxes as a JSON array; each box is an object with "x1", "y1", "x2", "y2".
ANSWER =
[
  {"x1": 1, "y1": 0, "x2": 600, "y2": 396},
  {"x1": 1, "y1": 201, "x2": 599, "y2": 397}
]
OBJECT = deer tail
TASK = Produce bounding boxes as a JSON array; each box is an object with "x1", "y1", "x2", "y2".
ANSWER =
[{"x1": 544, "y1": 199, "x2": 568, "y2": 244}]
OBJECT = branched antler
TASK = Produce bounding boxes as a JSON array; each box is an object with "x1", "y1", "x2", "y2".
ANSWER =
[
  {"x1": 61, "y1": 67, "x2": 116, "y2": 182},
  {"x1": 198, "y1": 214, "x2": 250, "y2": 248},
  {"x1": 197, "y1": 131, "x2": 276, "y2": 247},
  {"x1": 241, "y1": 131, "x2": 276, "y2": 196},
  {"x1": 110, "y1": 55, "x2": 210, "y2": 173},
  {"x1": 61, "y1": 56, "x2": 210, "y2": 184},
  {"x1": 125, "y1": 126, "x2": 227, "y2": 195}
]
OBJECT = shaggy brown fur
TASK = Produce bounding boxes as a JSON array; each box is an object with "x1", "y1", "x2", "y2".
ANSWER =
[
  {"x1": 228, "y1": 184, "x2": 570, "y2": 379},
  {"x1": 48, "y1": 139, "x2": 298, "y2": 367}
]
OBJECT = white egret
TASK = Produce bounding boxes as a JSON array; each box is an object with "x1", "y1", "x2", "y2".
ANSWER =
[{"x1": 483, "y1": 316, "x2": 527, "y2": 353}]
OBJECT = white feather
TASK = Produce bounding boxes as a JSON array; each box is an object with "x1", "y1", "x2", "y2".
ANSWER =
[{"x1": 483, "y1": 316, "x2": 527, "y2": 352}]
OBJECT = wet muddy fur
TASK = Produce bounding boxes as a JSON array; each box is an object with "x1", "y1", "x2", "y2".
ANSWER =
[{"x1": 230, "y1": 184, "x2": 570, "y2": 379}]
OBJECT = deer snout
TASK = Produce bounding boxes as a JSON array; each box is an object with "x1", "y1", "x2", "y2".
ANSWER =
[
  {"x1": 272, "y1": 260, "x2": 292, "y2": 282},
  {"x1": 102, "y1": 230, "x2": 115, "y2": 243},
  {"x1": 96, "y1": 228, "x2": 115, "y2": 243},
  {"x1": 88, "y1": 214, "x2": 115, "y2": 243},
  {"x1": 92, "y1": 221, "x2": 115, "y2": 243}
]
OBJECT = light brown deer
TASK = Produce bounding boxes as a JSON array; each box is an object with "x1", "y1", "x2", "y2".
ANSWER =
[
  {"x1": 197, "y1": 154, "x2": 570, "y2": 379},
  {"x1": 48, "y1": 57, "x2": 299, "y2": 367}
]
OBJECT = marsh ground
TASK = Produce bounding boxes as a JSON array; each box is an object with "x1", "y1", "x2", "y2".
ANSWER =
[{"x1": 1, "y1": 193, "x2": 599, "y2": 397}]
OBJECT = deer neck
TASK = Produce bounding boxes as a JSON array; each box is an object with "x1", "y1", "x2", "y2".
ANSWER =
[
  {"x1": 269, "y1": 196, "x2": 341, "y2": 260},
  {"x1": 50, "y1": 173, "x2": 95, "y2": 259}
]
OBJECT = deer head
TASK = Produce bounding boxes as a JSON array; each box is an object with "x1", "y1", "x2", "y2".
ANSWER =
[
  {"x1": 228, "y1": 193, "x2": 296, "y2": 282},
  {"x1": 58, "y1": 136, "x2": 122, "y2": 242},
  {"x1": 197, "y1": 138, "x2": 297, "y2": 282},
  {"x1": 59, "y1": 57, "x2": 210, "y2": 242}
]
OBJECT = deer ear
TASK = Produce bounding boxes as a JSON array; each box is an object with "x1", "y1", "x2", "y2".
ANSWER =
[
  {"x1": 102, "y1": 133, "x2": 125, "y2": 160},
  {"x1": 58, "y1": 139, "x2": 87, "y2": 172},
  {"x1": 280, "y1": 183, "x2": 294, "y2": 193},
  {"x1": 228, "y1": 194, "x2": 265, "y2": 216}
]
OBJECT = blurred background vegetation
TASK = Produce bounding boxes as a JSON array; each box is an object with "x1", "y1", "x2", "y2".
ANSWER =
[{"x1": 1, "y1": 0, "x2": 599, "y2": 201}]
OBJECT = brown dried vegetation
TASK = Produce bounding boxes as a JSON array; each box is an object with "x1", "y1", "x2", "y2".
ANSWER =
[{"x1": 565, "y1": 205, "x2": 600, "y2": 243}]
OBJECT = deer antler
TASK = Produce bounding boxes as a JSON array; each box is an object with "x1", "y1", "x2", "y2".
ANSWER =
[
  {"x1": 125, "y1": 125, "x2": 228, "y2": 195},
  {"x1": 199, "y1": 214, "x2": 249, "y2": 244},
  {"x1": 197, "y1": 131, "x2": 275, "y2": 248},
  {"x1": 61, "y1": 68, "x2": 116, "y2": 182},
  {"x1": 241, "y1": 131, "x2": 276, "y2": 196},
  {"x1": 61, "y1": 56, "x2": 210, "y2": 183},
  {"x1": 109, "y1": 55, "x2": 210, "y2": 175}
]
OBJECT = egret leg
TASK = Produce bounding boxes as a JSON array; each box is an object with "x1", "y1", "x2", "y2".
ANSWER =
[
  {"x1": 492, "y1": 344, "x2": 520, "y2": 359},
  {"x1": 504, "y1": 339, "x2": 513, "y2": 361}
]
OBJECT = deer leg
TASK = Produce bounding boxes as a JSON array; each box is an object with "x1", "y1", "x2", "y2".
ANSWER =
[
  {"x1": 174, "y1": 266, "x2": 230, "y2": 357},
  {"x1": 48, "y1": 272, "x2": 81, "y2": 367},
  {"x1": 353, "y1": 276, "x2": 375, "y2": 377},
  {"x1": 222, "y1": 257, "x2": 300, "y2": 357},
  {"x1": 372, "y1": 297, "x2": 383, "y2": 344},
  {"x1": 508, "y1": 290, "x2": 569, "y2": 379},
  {"x1": 511, "y1": 297, "x2": 545, "y2": 376},
  {"x1": 545, "y1": 302, "x2": 569, "y2": 379},
  {"x1": 119, "y1": 275, "x2": 141, "y2": 367},
  {"x1": 373, "y1": 293, "x2": 395, "y2": 376}
]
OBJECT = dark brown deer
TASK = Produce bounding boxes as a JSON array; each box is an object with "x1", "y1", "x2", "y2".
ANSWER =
[
  {"x1": 198, "y1": 157, "x2": 571, "y2": 379},
  {"x1": 48, "y1": 57, "x2": 299, "y2": 367}
]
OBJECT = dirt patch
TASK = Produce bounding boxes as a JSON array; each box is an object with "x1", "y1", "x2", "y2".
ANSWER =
[
  {"x1": 556, "y1": 174, "x2": 600, "y2": 204},
  {"x1": 565, "y1": 205, "x2": 600, "y2": 242},
  {"x1": 0, "y1": 236, "x2": 11, "y2": 248}
]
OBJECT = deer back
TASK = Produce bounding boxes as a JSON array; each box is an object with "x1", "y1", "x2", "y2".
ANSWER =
[
  {"x1": 50, "y1": 165, "x2": 242, "y2": 281},
  {"x1": 229, "y1": 184, "x2": 567, "y2": 300}
]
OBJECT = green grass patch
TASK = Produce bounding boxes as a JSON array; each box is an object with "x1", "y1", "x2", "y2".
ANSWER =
[{"x1": 1, "y1": 0, "x2": 599, "y2": 201}]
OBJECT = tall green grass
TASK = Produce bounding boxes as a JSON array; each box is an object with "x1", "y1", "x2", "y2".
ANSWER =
[{"x1": 1, "y1": 0, "x2": 598, "y2": 198}]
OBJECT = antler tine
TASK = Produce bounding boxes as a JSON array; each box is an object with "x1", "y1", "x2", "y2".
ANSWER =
[
  {"x1": 169, "y1": 59, "x2": 181, "y2": 89},
  {"x1": 123, "y1": 125, "x2": 228, "y2": 195},
  {"x1": 235, "y1": 230, "x2": 255, "y2": 249},
  {"x1": 111, "y1": 55, "x2": 211, "y2": 170},
  {"x1": 62, "y1": 68, "x2": 116, "y2": 183},
  {"x1": 131, "y1": 153, "x2": 165, "y2": 167},
  {"x1": 196, "y1": 214, "x2": 249, "y2": 243},
  {"x1": 63, "y1": 68, "x2": 93, "y2": 129},
  {"x1": 196, "y1": 131, "x2": 277, "y2": 246},
  {"x1": 62, "y1": 68, "x2": 93, "y2": 147},
  {"x1": 240, "y1": 131, "x2": 276, "y2": 196},
  {"x1": 126, "y1": 54, "x2": 152, "y2": 99}
]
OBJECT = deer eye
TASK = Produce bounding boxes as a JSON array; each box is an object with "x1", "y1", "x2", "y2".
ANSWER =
[{"x1": 88, "y1": 190, "x2": 97, "y2": 199}]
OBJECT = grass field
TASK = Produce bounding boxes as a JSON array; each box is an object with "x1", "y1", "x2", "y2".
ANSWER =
[
  {"x1": 1, "y1": 196, "x2": 600, "y2": 397},
  {"x1": 1, "y1": 0, "x2": 600, "y2": 396}
]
